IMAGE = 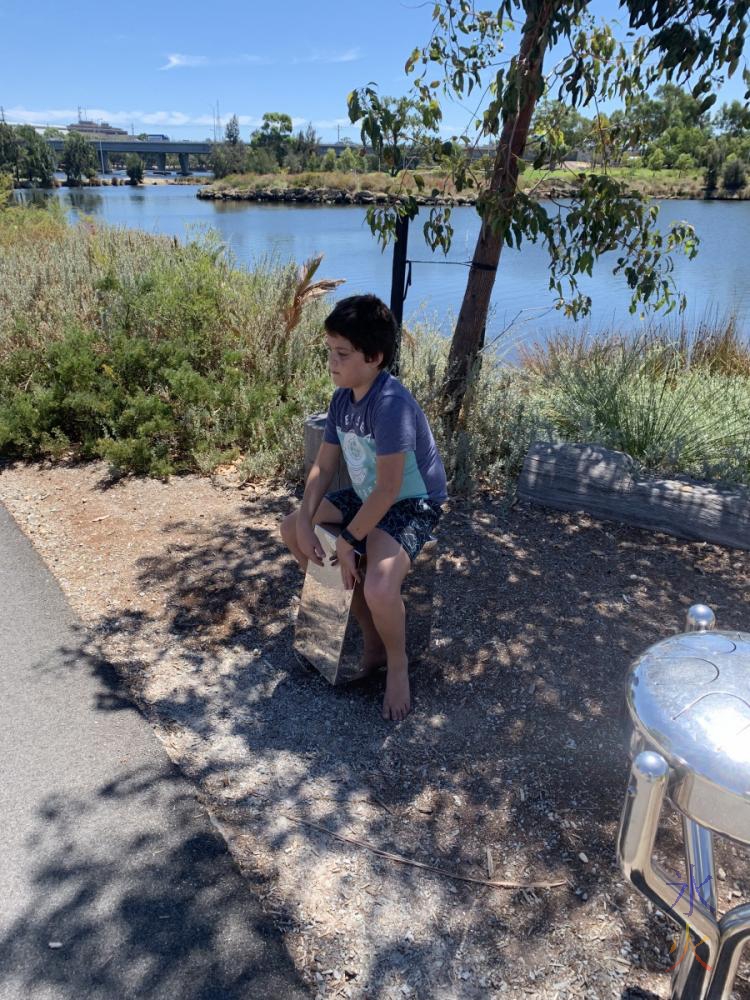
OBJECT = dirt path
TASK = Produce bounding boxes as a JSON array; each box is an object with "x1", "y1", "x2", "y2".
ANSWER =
[{"x1": 2, "y1": 458, "x2": 748, "y2": 1000}]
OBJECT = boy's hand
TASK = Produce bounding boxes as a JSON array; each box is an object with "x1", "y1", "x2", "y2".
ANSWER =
[
  {"x1": 296, "y1": 520, "x2": 325, "y2": 567},
  {"x1": 334, "y1": 537, "x2": 361, "y2": 590}
]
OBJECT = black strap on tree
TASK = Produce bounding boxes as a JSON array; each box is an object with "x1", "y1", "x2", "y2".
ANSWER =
[{"x1": 388, "y1": 218, "x2": 499, "y2": 376}]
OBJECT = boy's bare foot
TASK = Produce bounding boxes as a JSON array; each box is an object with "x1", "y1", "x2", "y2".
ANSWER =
[{"x1": 382, "y1": 659, "x2": 410, "y2": 721}]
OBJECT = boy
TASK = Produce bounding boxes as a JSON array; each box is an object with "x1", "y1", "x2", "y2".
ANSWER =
[{"x1": 281, "y1": 294, "x2": 447, "y2": 721}]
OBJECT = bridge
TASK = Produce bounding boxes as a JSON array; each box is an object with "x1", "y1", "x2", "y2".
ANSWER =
[
  {"x1": 45, "y1": 137, "x2": 498, "y2": 175},
  {"x1": 46, "y1": 139, "x2": 211, "y2": 174}
]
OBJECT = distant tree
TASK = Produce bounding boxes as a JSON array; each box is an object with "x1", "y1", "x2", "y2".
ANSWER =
[
  {"x1": 126, "y1": 154, "x2": 144, "y2": 185},
  {"x1": 321, "y1": 148, "x2": 337, "y2": 172},
  {"x1": 647, "y1": 147, "x2": 666, "y2": 171},
  {"x1": 532, "y1": 100, "x2": 593, "y2": 164},
  {"x1": 306, "y1": 151, "x2": 320, "y2": 171},
  {"x1": 137, "y1": 133, "x2": 149, "y2": 141},
  {"x1": 15, "y1": 126, "x2": 56, "y2": 186},
  {"x1": 337, "y1": 146, "x2": 360, "y2": 172},
  {"x1": 0, "y1": 122, "x2": 21, "y2": 179},
  {"x1": 291, "y1": 123, "x2": 321, "y2": 167},
  {"x1": 716, "y1": 100, "x2": 750, "y2": 137},
  {"x1": 225, "y1": 114, "x2": 241, "y2": 145},
  {"x1": 0, "y1": 170, "x2": 13, "y2": 206},
  {"x1": 62, "y1": 132, "x2": 98, "y2": 185},
  {"x1": 722, "y1": 156, "x2": 747, "y2": 190},
  {"x1": 210, "y1": 126, "x2": 248, "y2": 178},
  {"x1": 674, "y1": 152, "x2": 694, "y2": 176},
  {"x1": 250, "y1": 112, "x2": 293, "y2": 165},
  {"x1": 245, "y1": 146, "x2": 278, "y2": 174},
  {"x1": 284, "y1": 151, "x2": 304, "y2": 173}
]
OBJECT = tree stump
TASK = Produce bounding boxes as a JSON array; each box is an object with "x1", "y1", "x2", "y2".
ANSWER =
[
  {"x1": 518, "y1": 442, "x2": 750, "y2": 551},
  {"x1": 303, "y1": 412, "x2": 351, "y2": 491}
]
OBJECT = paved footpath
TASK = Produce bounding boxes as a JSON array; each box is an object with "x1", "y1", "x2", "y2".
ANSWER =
[{"x1": 0, "y1": 501, "x2": 308, "y2": 1000}]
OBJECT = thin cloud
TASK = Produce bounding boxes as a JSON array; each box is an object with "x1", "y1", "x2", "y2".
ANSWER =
[
  {"x1": 312, "y1": 117, "x2": 355, "y2": 129},
  {"x1": 294, "y1": 47, "x2": 362, "y2": 65},
  {"x1": 160, "y1": 53, "x2": 209, "y2": 70},
  {"x1": 4, "y1": 107, "x2": 287, "y2": 131},
  {"x1": 160, "y1": 52, "x2": 270, "y2": 71}
]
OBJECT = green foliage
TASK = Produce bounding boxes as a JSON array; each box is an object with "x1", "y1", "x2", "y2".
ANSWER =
[
  {"x1": 0, "y1": 208, "x2": 333, "y2": 478},
  {"x1": 290, "y1": 124, "x2": 321, "y2": 169},
  {"x1": 646, "y1": 147, "x2": 666, "y2": 171},
  {"x1": 225, "y1": 114, "x2": 241, "y2": 145},
  {"x1": 321, "y1": 149, "x2": 337, "y2": 171},
  {"x1": 250, "y1": 112, "x2": 293, "y2": 166},
  {"x1": 0, "y1": 123, "x2": 55, "y2": 186},
  {"x1": 210, "y1": 139, "x2": 248, "y2": 178},
  {"x1": 337, "y1": 146, "x2": 360, "y2": 172},
  {"x1": 245, "y1": 146, "x2": 278, "y2": 174},
  {"x1": 0, "y1": 172, "x2": 13, "y2": 207},
  {"x1": 125, "y1": 154, "x2": 144, "y2": 185},
  {"x1": 62, "y1": 131, "x2": 98, "y2": 185},
  {"x1": 722, "y1": 155, "x2": 747, "y2": 190},
  {"x1": 528, "y1": 335, "x2": 750, "y2": 483},
  {"x1": 674, "y1": 152, "x2": 695, "y2": 175},
  {"x1": 350, "y1": 0, "x2": 750, "y2": 441}
]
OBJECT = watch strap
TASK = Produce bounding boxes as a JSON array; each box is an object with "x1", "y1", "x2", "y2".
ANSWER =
[{"x1": 339, "y1": 527, "x2": 359, "y2": 547}]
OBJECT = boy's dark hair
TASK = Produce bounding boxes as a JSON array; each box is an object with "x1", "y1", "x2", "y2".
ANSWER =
[{"x1": 324, "y1": 294, "x2": 397, "y2": 370}]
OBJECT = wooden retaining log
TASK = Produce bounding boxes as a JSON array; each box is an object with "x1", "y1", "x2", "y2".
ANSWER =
[{"x1": 518, "y1": 442, "x2": 750, "y2": 551}]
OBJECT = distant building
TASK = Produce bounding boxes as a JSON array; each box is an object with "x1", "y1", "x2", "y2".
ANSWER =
[{"x1": 67, "y1": 119, "x2": 129, "y2": 139}]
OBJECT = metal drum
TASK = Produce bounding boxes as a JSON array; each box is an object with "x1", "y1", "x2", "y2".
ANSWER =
[
  {"x1": 617, "y1": 605, "x2": 750, "y2": 1000},
  {"x1": 293, "y1": 523, "x2": 437, "y2": 685}
]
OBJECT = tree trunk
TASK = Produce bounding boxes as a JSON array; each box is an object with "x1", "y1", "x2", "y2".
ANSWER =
[{"x1": 440, "y1": 2, "x2": 557, "y2": 448}]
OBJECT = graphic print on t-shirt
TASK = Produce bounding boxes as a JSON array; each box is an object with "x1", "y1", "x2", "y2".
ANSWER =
[{"x1": 340, "y1": 429, "x2": 377, "y2": 496}]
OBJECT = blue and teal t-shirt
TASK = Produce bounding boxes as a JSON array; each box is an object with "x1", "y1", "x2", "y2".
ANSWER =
[{"x1": 324, "y1": 370, "x2": 448, "y2": 504}]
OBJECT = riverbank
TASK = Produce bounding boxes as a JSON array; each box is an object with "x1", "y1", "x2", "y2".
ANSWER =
[
  {"x1": 198, "y1": 166, "x2": 750, "y2": 205},
  {"x1": 2, "y1": 201, "x2": 749, "y2": 490}
]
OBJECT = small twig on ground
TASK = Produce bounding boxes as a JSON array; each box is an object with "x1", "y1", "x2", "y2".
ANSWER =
[{"x1": 278, "y1": 811, "x2": 567, "y2": 892}]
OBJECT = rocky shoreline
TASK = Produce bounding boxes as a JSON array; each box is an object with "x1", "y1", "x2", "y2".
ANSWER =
[
  {"x1": 196, "y1": 182, "x2": 749, "y2": 205},
  {"x1": 196, "y1": 185, "x2": 477, "y2": 206}
]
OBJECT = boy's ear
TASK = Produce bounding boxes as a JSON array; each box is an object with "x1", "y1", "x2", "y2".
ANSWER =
[{"x1": 366, "y1": 350, "x2": 384, "y2": 368}]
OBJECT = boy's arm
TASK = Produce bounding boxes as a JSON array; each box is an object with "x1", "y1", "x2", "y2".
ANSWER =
[
  {"x1": 343, "y1": 452, "x2": 405, "y2": 541},
  {"x1": 299, "y1": 440, "x2": 340, "y2": 523},
  {"x1": 297, "y1": 441, "x2": 341, "y2": 566}
]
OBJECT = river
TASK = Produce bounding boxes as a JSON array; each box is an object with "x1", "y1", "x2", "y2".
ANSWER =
[{"x1": 17, "y1": 183, "x2": 750, "y2": 355}]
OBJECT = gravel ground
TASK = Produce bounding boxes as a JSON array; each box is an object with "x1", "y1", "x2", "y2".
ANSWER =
[{"x1": 1, "y1": 457, "x2": 749, "y2": 1000}]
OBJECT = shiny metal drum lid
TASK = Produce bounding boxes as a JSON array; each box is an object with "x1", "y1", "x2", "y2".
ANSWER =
[{"x1": 626, "y1": 630, "x2": 750, "y2": 843}]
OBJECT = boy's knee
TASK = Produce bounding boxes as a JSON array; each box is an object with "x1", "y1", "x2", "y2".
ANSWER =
[{"x1": 364, "y1": 573, "x2": 400, "y2": 610}]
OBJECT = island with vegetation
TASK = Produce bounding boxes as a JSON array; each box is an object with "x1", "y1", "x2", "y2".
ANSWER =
[{"x1": 199, "y1": 86, "x2": 750, "y2": 205}]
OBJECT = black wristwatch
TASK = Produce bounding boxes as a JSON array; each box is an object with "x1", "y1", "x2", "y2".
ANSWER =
[{"x1": 339, "y1": 527, "x2": 360, "y2": 548}]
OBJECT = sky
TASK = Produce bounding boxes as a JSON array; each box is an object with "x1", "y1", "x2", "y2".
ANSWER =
[{"x1": 2, "y1": 0, "x2": 748, "y2": 143}]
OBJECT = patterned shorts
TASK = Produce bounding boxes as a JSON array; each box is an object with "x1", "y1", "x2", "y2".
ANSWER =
[{"x1": 324, "y1": 488, "x2": 442, "y2": 562}]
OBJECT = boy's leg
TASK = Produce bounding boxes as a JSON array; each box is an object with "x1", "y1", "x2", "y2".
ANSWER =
[
  {"x1": 280, "y1": 499, "x2": 384, "y2": 661},
  {"x1": 363, "y1": 529, "x2": 412, "y2": 721}
]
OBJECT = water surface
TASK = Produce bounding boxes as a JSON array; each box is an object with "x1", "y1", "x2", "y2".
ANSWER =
[{"x1": 20, "y1": 184, "x2": 749, "y2": 353}]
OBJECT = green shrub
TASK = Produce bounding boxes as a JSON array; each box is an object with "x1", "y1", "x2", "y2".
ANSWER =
[
  {"x1": 722, "y1": 156, "x2": 747, "y2": 191},
  {"x1": 0, "y1": 207, "x2": 332, "y2": 477}
]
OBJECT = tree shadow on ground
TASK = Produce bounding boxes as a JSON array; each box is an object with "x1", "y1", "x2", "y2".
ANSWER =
[
  {"x1": 1, "y1": 636, "x2": 308, "y2": 1000},
  {"x1": 56, "y1": 488, "x2": 750, "y2": 998}
]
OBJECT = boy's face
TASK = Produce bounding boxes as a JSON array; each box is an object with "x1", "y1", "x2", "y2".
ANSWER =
[{"x1": 325, "y1": 332, "x2": 383, "y2": 390}]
